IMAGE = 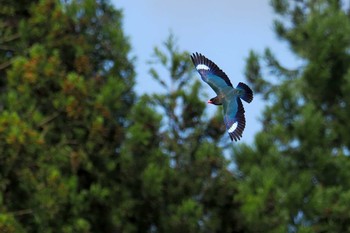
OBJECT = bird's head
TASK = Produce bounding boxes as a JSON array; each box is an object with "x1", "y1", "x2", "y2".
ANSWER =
[{"x1": 208, "y1": 96, "x2": 222, "y2": 105}]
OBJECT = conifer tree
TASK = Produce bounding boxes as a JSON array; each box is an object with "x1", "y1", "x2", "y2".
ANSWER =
[
  {"x1": 116, "y1": 35, "x2": 246, "y2": 233},
  {"x1": 236, "y1": 0, "x2": 350, "y2": 232},
  {"x1": 0, "y1": 0, "x2": 134, "y2": 232}
]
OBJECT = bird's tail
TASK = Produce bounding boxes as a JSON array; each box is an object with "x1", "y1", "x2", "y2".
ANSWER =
[{"x1": 236, "y1": 82, "x2": 253, "y2": 103}]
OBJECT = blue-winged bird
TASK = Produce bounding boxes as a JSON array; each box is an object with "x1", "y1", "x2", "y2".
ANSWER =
[{"x1": 190, "y1": 52, "x2": 253, "y2": 141}]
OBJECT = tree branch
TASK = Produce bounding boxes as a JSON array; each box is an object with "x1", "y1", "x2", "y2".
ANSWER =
[
  {"x1": 10, "y1": 208, "x2": 33, "y2": 216},
  {"x1": 0, "y1": 60, "x2": 12, "y2": 70},
  {"x1": 0, "y1": 33, "x2": 20, "y2": 43},
  {"x1": 37, "y1": 112, "x2": 61, "y2": 128}
]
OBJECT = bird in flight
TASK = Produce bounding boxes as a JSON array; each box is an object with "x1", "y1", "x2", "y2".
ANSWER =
[{"x1": 190, "y1": 52, "x2": 253, "y2": 141}]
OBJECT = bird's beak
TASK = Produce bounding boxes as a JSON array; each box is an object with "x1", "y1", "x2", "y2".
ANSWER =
[{"x1": 207, "y1": 100, "x2": 212, "y2": 104}]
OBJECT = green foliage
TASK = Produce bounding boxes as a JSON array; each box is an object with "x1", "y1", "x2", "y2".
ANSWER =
[
  {"x1": 114, "y1": 35, "x2": 245, "y2": 233},
  {"x1": 1, "y1": 0, "x2": 134, "y2": 232},
  {"x1": 0, "y1": 213, "x2": 26, "y2": 233},
  {"x1": 0, "y1": 0, "x2": 37, "y2": 89},
  {"x1": 237, "y1": 0, "x2": 350, "y2": 232}
]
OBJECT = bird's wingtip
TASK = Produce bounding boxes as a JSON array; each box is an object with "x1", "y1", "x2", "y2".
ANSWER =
[{"x1": 228, "y1": 131, "x2": 243, "y2": 142}]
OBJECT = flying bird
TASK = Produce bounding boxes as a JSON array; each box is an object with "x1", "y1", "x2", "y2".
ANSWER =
[{"x1": 190, "y1": 52, "x2": 253, "y2": 141}]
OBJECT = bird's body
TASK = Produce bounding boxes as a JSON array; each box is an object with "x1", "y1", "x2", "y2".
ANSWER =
[{"x1": 190, "y1": 52, "x2": 253, "y2": 141}]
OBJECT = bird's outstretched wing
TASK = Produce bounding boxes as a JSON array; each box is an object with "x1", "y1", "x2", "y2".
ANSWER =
[
  {"x1": 191, "y1": 52, "x2": 233, "y2": 95},
  {"x1": 223, "y1": 98, "x2": 246, "y2": 141}
]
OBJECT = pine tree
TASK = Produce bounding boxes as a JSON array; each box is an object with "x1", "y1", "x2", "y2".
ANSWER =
[
  {"x1": 236, "y1": 0, "x2": 350, "y2": 232},
  {"x1": 147, "y1": 35, "x2": 241, "y2": 233},
  {"x1": 0, "y1": 0, "x2": 134, "y2": 232},
  {"x1": 116, "y1": 35, "x2": 246, "y2": 233}
]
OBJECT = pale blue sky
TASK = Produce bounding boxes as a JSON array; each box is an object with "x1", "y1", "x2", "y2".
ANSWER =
[{"x1": 114, "y1": 0, "x2": 296, "y2": 144}]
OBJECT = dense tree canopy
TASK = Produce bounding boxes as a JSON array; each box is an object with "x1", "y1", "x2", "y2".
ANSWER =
[
  {"x1": 1, "y1": 0, "x2": 135, "y2": 232},
  {"x1": 236, "y1": 0, "x2": 350, "y2": 232},
  {"x1": 1, "y1": 0, "x2": 350, "y2": 232}
]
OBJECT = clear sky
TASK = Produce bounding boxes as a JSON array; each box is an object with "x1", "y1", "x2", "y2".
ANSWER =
[{"x1": 113, "y1": 0, "x2": 296, "y2": 144}]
